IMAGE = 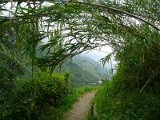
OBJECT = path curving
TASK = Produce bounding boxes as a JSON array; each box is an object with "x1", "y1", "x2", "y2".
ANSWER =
[{"x1": 64, "y1": 91, "x2": 96, "y2": 120}]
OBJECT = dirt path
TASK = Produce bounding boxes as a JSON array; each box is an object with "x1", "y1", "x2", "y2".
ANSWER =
[{"x1": 64, "y1": 91, "x2": 96, "y2": 120}]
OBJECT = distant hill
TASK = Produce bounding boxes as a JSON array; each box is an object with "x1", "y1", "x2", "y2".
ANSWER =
[
  {"x1": 72, "y1": 55, "x2": 106, "y2": 77},
  {"x1": 56, "y1": 55, "x2": 108, "y2": 86}
]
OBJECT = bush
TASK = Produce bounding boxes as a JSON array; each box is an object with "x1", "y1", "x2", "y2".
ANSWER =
[{"x1": 1, "y1": 72, "x2": 69, "y2": 120}]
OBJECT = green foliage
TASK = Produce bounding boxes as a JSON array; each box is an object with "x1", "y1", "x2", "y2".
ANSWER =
[
  {"x1": 1, "y1": 0, "x2": 160, "y2": 120},
  {"x1": 1, "y1": 72, "x2": 68, "y2": 120},
  {"x1": 94, "y1": 82, "x2": 160, "y2": 120},
  {"x1": 113, "y1": 25, "x2": 160, "y2": 92},
  {"x1": 90, "y1": 1, "x2": 160, "y2": 119},
  {"x1": 0, "y1": 60, "x2": 15, "y2": 92}
]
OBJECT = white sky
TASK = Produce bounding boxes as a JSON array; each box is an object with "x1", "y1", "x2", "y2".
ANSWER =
[{"x1": 81, "y1": 46, "x2": 113, "y2": 62}]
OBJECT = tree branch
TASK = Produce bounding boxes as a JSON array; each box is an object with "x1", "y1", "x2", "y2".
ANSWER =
[{"x1": 71, "y1": 1, "x2": 160, "y2": 31}]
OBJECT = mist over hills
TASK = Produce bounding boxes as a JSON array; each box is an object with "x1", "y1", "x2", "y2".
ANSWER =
[
  {"x1": 37, "y1": 43, "x2": 115, "y2": 85},
  {"x1": 81, "y1": 51, "x2": 117, "y2": 79},
  {"x1": 57, "y1": 55, "x2": 109, "y2": 86}
]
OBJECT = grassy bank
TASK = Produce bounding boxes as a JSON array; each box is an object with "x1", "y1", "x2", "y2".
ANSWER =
[{"x1": 93, "y1": 82, "x2": 160, "y2": 120}]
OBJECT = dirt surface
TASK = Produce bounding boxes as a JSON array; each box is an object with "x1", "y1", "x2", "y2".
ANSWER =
[{"x1": 64, "y1": 91, "x2": 96, "y2": 120}]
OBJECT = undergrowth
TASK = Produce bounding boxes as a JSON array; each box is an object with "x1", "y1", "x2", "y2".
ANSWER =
[{"x1": 94, "y1": 81, "x2": 160, "y2": 120}]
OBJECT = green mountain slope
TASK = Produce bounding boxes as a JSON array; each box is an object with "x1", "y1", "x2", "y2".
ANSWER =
[
  {"x1": 72, "y1": 56, "x2": 105, "y2": 78},
  {"x1": 57, "y1": 55, "x2": 105, "y2": 86}
]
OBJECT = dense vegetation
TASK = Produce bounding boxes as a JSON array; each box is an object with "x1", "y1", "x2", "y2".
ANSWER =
[
  {"x1": 1, "y1": 0, "x2": 160, "y2": 120},
  {"x1": 1, "y1": 72, "x2": 69, "y2": 119},
  {"x1": 95, "y1": 81, "x2": 160, "y2": 120}
]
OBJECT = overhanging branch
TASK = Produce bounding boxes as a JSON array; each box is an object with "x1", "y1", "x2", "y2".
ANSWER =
[{"x1": 71, "y1": 1, "x2": 160, "y2": 31}]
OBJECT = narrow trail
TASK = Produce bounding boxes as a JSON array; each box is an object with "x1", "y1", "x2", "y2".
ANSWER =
[{"x1": 64, "y1": 91, "x2": 96, "y2": 120}]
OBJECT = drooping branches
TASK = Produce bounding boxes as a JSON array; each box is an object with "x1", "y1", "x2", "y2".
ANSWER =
[{"x1": 70, "y1": 1, "x2": 160, "y2": 31}]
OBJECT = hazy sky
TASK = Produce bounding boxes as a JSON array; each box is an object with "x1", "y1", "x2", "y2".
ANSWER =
[
  {"x1": 81, "y1": 46, "x2": 113, "y2": 62},
  {"x1": 80, "y1": 46, "x2": 117, "y2": 74}
]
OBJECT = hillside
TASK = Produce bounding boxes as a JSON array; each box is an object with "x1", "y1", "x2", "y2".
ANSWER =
[
  {"x1": 56, "y1": 55, "x2": 106, "y2": 86},
  {"x1": 73, "y1": 55, "x2": 106, "y2": 76}
]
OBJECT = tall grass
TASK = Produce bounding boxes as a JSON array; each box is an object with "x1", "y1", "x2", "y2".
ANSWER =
[{"x1": 94, "y1": 81, "x2": 160, "y2": 120}]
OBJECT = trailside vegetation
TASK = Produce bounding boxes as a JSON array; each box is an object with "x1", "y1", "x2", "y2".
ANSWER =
[{"x1": 1, "y1": 0, "x2": 160, "y2": 120}]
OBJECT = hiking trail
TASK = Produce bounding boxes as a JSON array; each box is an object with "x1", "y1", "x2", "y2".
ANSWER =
[{"x1": 64, "y1": 91, "x2": 96, "y2": 120}]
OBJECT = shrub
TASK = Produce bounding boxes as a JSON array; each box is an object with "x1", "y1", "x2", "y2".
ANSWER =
[{"x1": 2, "y1": 72, "x2": 69, "y2": 120}]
